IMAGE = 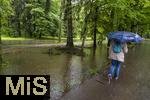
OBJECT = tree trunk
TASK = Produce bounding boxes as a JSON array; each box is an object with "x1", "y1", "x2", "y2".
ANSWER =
[
  {"x1": 45, "y1": 0, "x2": 51, "y2": 15},
  {"x1": 110, "y1": 10, "x2": 114, "y2": 31},
  {"x1": 81, "y1": 15, "x2": 88, "y2": 50},
  {"x1": 58, "y1": 0, "x2": 64, "y2": 43},
  {"x1": 39, "y1": 32, "x2": 42, "y2": 39},
  {"x1": 58, "y1": 15, "x2": 62, "y2": 43},
  {"x1": 0, "y1": 14, "x2": 2, "y2": 67},
  {"x1": 25, "y1": 13, "x2": 32, "y2": 37},
  {"x1": 63, "y1": 0, "x2": 67, "y2": 37},
  {"x1": 93, "y1": 6, "x2": 98, "y2": 49},
  {"x1": 0, "y1": 14, "x2": 2, "y2": 44},
  {"x1": 16, "y1": 16, "x2": 21, "y2": 37},
  {"x1": 15, "y1": 7, "x2": 21, "y2": 36},
  {"x1": 136, "y1": 25, "x2": 138, "y2": 34},
  {"x1": 110, "y1": 9, "x2": 117, "y2": 31},
  {"x1": 13, "y1": 0, "x2": 26, "y2": 37},
  {"x1": 33, "y1": 15, "x2": 36, "y2": 35},
  {"x1": 66, "y1": 0, "x2": 74, "y2": 47},
  {"x1": 81, "y1": 0, "x2": 93, "y2": 50}
]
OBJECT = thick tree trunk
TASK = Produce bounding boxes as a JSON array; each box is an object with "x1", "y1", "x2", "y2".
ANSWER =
[
  {"x1": 93, "y1": 6, "x2": 98, "y2": 49},
  {"x1": 66, "y1": 0, "x2": 74, "y2": 47}
]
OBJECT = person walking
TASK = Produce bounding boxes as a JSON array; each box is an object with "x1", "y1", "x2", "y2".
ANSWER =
[{"x1": 108, "y1": 40, "x2": 128, "y2": 81}]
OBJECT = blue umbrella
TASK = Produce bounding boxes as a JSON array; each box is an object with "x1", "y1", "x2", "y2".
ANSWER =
[{"x1": 108, "y1": 31, "x2": 143, "y2": 43}]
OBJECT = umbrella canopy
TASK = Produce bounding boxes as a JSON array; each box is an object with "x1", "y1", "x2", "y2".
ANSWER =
[{"x1": 108, "y1": 31, "x2": 143, "y2": 43}]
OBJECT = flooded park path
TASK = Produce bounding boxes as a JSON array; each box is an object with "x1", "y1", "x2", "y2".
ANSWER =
[
  {"x1": 1, "y1": 41, "x2": 107, "y2": 100},
  {"x1": 0, "y1": 41, "x2": 150, "y2": 100},
  {"x1": 61, "y1": 41, "x2": 150, "y2": 100}
]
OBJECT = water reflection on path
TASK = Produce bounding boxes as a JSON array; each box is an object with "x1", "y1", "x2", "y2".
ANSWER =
[{"x1": 1, "y1": 45, "x2": 107, "y2": 100}]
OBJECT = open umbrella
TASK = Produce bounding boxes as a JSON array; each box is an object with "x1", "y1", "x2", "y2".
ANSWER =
[{"x1": 108, "y1": 31, "x2": 143, "y2": 43}]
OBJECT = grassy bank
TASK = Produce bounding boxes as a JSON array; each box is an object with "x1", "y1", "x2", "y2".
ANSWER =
[{"x1": 2, "y1": 36, "x2": 33, "y2": 41}]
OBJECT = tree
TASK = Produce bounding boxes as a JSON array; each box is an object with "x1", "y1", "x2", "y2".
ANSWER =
[
  {"x1": 20, "y1": 0, "x2": 59, "y2": 38},
  {"x1": 65, "y1": 0, "x2": 74, "y2": 47},
  {"x1": 1, "y1": 0, "x2": 150, "y2": 47},
  {"x1": 0, "y1": 0, "x2": 13, "y2": 65},
  {"x1": 12, "y1": 0, "x2": 25, "y2": 37},
  {"x1": 93, "y1": 2, "x2": 99, "y2": 48},
  {"x1": 58, "y1": 0, "x2": 64, "y2": 42}
]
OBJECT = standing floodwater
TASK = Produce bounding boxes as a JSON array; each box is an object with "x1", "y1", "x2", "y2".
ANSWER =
[
  {"x1": 1, "y1": 44, "x2": 107, "y2": 100},
  {"x1": 61, "y1": 41, "x2": 150, "y2": 100},
  {"x1": 1, "y1": 41, "x2": 150, "y2": 100}
]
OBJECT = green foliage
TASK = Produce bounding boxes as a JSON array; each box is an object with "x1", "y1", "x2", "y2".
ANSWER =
[
  {"x1": 1, "y1": 0, "x2": 60, "y2": 39},
  {"x1": 74, "y1": 0, "x2": 150, "y2": 40},
  {"x1": 1, "y1": 0, "x2": 150, "y2": 41},
  {"x1": 0, "y1": 0, "x2": 14, "y2": 17}
]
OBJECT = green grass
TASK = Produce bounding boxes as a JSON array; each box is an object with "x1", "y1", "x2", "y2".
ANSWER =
[
  {"x1": 2, "y1": 35, "x2": 93, "y2": 41},
  {"x1": 2, "y1": 36, "x2": 66, "y2": 41},
  {"x1": 1, "y1": 36, "x2": 107, "y2": 45},
  {"x1": 144, "y1": 38, "x2": 150, "y2": 41},
  {"x1": 2, "y1": 36, "x2": 33, "y2": 41}
]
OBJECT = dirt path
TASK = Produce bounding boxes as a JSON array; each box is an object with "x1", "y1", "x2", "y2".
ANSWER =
[{"x1": 60, "y1": 43, "x2": 150, "y2": 100}]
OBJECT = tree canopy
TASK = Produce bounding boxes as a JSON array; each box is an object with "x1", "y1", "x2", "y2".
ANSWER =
[{"x1": 0, "y1": 0, "x2": 150, "y2": 47}]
